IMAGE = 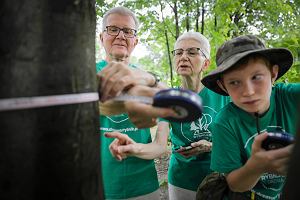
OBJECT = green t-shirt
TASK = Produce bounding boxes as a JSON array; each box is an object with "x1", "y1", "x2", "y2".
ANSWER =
[
  {"x1": 97, "y1": 60, "x2": 159, "y2": 199},
  {"x1": 164, "y1": 87, "x2": 230, "y2": 191},
  {"x1": 211, "y1": 83, "x2": 300, "y2": 200}
]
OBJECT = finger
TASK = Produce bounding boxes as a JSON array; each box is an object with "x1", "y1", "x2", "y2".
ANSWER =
[
  {"x1": 190, "y1": 140, "x2": 211, "y2": 148},
  {"x1": 104, "y1": 132, "x2": 130, "y2": 143},
  {"x1": 252, "y1": 132, "x2": 268, "y2": 152},
  {"x1": 125, "y1": 101, "x2": 178, "y2": 119},
  {"x1": 118, "y1": 144, "x2": 137, "y2": 154},
  {"x1": 101, "y1": 73, "x2": 124, "y2": 102},
  {"x1": 269, "y1": 157, "x2": 290, "y2": 175},
  {"x1": 99, "y1": 64, "x2": 118, "y2": 92},
  {"x1": 109, "y1": 139, "x2": 122, "y2": 159},
  {"x1": 110, "y1": 76, "x2": 135, "y2": 96},
  {"x1": 268, "y1": 144, "x2": 294, "y2": 159}
]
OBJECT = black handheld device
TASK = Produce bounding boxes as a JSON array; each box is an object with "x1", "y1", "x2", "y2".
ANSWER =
[
  {"x1": 255, "y1": 113, "x2": 294, "y2": 150},
  {"x1": 261, "y1": 129, "x2": 294, "y2": 150},
  {"x1": 153, "y1": 88, "x2": 203, "y2": 122}
]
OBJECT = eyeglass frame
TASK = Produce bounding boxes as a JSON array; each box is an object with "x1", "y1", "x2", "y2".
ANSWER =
[
  {"x1": 104, "y1": 26, "x2": 137, "y2": 38},
  {"x1": 171, "y1": 47, "x2": 207, "y2": 59}
]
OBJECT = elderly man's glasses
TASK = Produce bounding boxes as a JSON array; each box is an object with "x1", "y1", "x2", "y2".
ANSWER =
[
  {"x1": 172, "y1": 47, "x2": 207, "y2": 58},
  {"x1": 105, "y1": 26, "x2": 137, "y2": 38}
]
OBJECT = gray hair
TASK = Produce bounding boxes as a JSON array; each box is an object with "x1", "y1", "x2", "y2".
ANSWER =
[
  {"x1": 175, "y1": 32, "x2": 211, "y2": 58},
  {"x1": 102, "y1": 6, "x2": 139, "y2": 31}
]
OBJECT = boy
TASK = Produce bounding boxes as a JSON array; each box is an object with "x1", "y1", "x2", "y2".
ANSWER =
[{"x1": 201, "y1": 35, "x2": 300, "y2": 199}]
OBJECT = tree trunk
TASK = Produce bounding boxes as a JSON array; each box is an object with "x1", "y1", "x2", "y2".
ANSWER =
[
  {"x1": 195, "y1": 0, "x2": 200, "y2": 32},
  {"x1": 201, "y1": 1, "x2": 205, "y2": 34},
  {"x1": 0, "y1": 0, "x2": 103, "y2": 200},
  {"x1": 185, "y1": 0, "x2": 190, "y2": 32},
  {"x1": 173, "y1": 1, "x2": 179, "y2": 39},
  {"x1": 283, "y1": 115, "x2": 300, "y2": 200},
  {"x1": 160, "y1": 0, "x2": 173, "y2": 87}
]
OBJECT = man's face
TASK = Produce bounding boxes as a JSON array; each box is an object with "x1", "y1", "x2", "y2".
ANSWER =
[
  {"x1": 221, "y1": 58, "x2": 278, "y2": 115},
  {"x1": 101, "y1": 13, "x2": 138, "y2": 61}
]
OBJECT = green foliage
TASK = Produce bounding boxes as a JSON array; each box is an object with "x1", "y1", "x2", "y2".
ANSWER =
[{"x1": 96, "y1": 0, "x2": 300, "y2": 85}]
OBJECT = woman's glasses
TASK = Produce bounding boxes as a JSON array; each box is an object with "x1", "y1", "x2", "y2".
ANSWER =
[{"x1": 172, "y1": 47, "x2": 207, "y2": 58}]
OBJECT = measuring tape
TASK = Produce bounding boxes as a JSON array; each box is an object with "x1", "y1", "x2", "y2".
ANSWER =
[
  {"x1": 0, "y1": 89, "x2": 203, "y2": 123},
  {"x1": 0, "y1": 92, "x2": 99, "y2": 112}
]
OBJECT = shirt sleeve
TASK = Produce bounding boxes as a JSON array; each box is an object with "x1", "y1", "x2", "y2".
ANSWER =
[{"x1": 210, "y1": 120, "x2": 244, "y2": 174}]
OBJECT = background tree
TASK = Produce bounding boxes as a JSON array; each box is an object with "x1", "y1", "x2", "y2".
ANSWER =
[
  {"x1": 96, "y1": 0, "x2": 299, "y2": 86},
  {"x1": 1, "y1": 0, "x2": 103, "y2": 199}
]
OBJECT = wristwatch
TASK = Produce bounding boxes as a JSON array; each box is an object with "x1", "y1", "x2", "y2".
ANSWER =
[{"x1": 148, "y1": 72, "x2": 161, "y2": 87}]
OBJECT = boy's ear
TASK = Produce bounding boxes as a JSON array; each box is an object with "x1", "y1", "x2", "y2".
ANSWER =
[
  {"x1": 217, "y1": 79, "x2": 228, "y2": 94},
  {"x1": 271, "y1": 65, "x2": 279, "y2": 84}
]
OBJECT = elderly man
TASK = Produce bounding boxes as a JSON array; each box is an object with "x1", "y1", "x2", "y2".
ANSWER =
[{"x1": 97, "y1": 6, "x2": 175, "y2": 200}]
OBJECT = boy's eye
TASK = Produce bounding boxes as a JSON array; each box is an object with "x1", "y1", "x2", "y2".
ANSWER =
[
  {"x1": 228, "y1": 80, "x2": 240, "y2": 86},
  {"x1": 253, "y1": 74, "x2": 263, "y2": 80}
]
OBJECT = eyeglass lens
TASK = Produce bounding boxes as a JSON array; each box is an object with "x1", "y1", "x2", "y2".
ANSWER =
[
  {"x1": 106, "y1": 26, "x2": 136, "y2": 38},
  {"x1": 173, "y1": 48, "x2": 205, "y2": 57}
]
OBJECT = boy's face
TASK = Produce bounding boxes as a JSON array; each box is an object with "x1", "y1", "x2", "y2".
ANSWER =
[{"x1": 220, "y1": 58, "x2": 278, "y2": 115}]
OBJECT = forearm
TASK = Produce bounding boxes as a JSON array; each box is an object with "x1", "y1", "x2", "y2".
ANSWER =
[
  {"x1": 133, "y1": 142, "x2": 168, "y2": 160},
  {"x1": 133, "y1": 121, "x2": 170, "y2": 159},
  {"x1": 226, "y1": 162, "x2": 262, "y2": 192},
  {"x1": 133, "y1": 68, "x2": 158, "y2": 87}
]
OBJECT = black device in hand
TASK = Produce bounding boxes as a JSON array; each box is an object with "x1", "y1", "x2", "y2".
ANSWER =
[
  {"x1": 262, "y1": 129, "x2": 294, "y2": 150},
  {"x1": 255, "y1": 113, "x2": 294, "y2": 150},
  {"x1": 153, "y1": 88, "x2": 203, "y2": 122}
]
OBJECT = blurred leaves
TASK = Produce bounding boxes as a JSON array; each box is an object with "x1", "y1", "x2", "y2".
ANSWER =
[{"x1": 96, "y1": 0, "x2": 300, "y2": 85}]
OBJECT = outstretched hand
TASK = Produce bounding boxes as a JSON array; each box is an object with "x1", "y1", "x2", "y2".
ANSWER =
[
  {"x1": 105, "y1": 132, "x2": 141, "y2": 161},
  {"x1": 124, "y1": 85, "x2": 178, "y2": 128}
]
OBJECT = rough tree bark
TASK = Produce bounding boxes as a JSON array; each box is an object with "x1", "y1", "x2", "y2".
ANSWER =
[{"x1": 0, "y1": 0, "x2": 103, "y2": 199}]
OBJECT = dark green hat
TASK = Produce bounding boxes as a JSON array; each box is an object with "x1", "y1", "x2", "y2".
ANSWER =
[{"x1": 201, "y1": 35, "x2": 293, "y2": 96}]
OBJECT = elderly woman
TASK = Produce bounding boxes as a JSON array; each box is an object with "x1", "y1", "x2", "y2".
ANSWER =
[{"x1": 106, "y1": 32, "x2": 230, "y2": 200}]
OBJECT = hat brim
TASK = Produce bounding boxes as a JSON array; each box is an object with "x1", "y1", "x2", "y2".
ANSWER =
[{"x1": 201, "y1": 48, "x2": 293, "y2": 96}]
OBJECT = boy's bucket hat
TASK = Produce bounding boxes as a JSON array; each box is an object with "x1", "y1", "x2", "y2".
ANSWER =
[{"x1": 201, "y1": 35, "x2": 293, "y2": 95}]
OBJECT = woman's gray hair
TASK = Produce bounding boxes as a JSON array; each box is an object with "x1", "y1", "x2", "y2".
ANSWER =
[
  {"x1": 175, "y1": 32, "x2": 211, "y2": 59},
  {"x1": 102, "y1": 6, "x2": 139, "y2": 31}
]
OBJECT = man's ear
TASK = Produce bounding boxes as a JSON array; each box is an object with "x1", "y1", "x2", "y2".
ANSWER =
[
  {"x1": 134, "y1": 37, "x2": 139, "y2": 47},
  {"x1": 100, "y1": 33, "x2": 103, "y2": 44},
  {"x1": 217, "y1": 79, "x2": 228, "y2": 94},
  {"x1": 271, "y1": 65, "x2": 279, "y2": 84}
]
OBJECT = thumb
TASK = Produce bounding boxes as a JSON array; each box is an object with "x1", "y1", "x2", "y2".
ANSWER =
[{"x1": 252, "y1": 132, "x2": 268, "y2": 152}]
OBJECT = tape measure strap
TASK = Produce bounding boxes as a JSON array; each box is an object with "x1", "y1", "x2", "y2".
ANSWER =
[
  {"x1": 112, "y1": 94, "x2": 153, "y2": 104},
  {"x1": 0, "y1": 92, "x2": 99, "y2": 112}
]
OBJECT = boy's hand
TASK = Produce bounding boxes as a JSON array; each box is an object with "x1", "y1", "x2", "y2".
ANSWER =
[{"x1": 247, "y1": 132, "x2": 293, "y2": 175}]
